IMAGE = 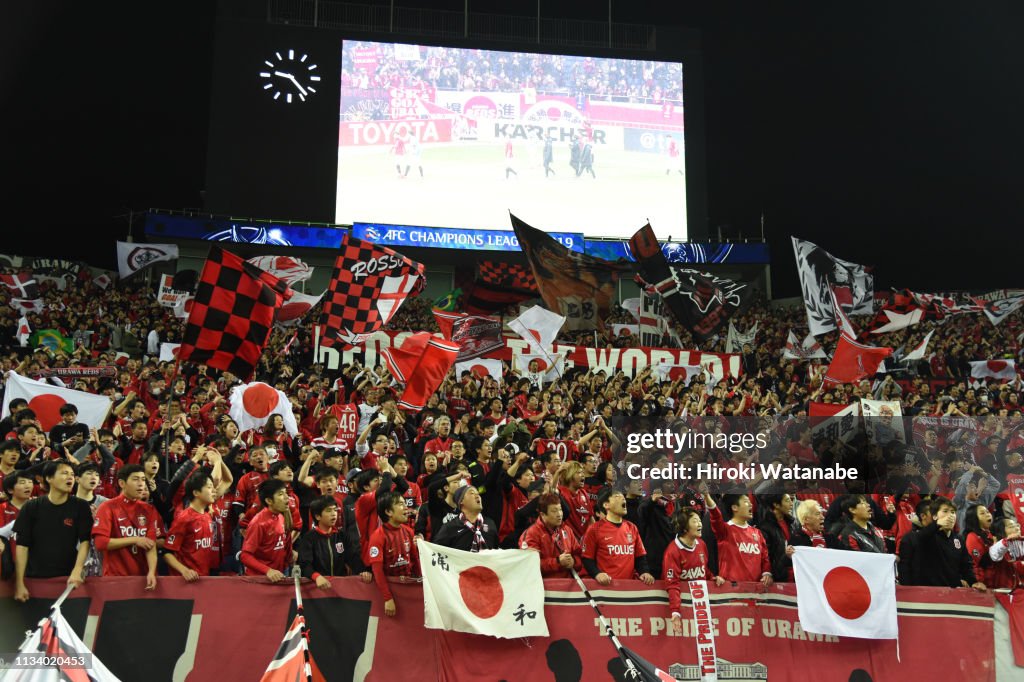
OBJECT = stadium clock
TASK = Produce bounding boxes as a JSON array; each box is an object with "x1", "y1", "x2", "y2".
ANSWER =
[{"x1": 259, "y1": 49, "x2": 321, "y2": 103}]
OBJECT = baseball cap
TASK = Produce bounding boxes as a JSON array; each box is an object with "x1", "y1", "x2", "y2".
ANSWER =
[{"x1": 345, "y1": 468, "x2": 362, "y2": 484}]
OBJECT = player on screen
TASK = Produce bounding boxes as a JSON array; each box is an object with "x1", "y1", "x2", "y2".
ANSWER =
[
  {"x1": 504, "y1": 141, "x2": 518, "y2": 179},
  {"x1": 543, "y1": 136, "x2": 556, "y2": 177},
  {"x1": 664, "y1": 134, "x2": 683, "y2": 175},
  {"x1": 391, "y1": 132, "x2": 407, "y2": 178},
  {"x1": 403, "y1": 133, "x2": 424, "y2": 179}
]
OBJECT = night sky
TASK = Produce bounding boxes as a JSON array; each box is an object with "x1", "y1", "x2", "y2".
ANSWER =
[{"x1": 5, "y1": 1, "x2": 1024, "y2": 298}]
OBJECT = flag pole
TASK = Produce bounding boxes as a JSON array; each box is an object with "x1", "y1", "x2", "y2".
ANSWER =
[
  {"x1": 569, "y1": 568, "x2": 643, "y2": 680},
  {"x1": 292, "y1": 566, "x2": 314, "y2": 682},
  {"x1": 15, "y1": 583, "x2": 77, "y2": 652}
]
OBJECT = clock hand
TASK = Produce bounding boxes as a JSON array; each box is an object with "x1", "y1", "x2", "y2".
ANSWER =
[
  {"x1": 286, "y1": 74, "x2": 307, "y2": 96},
  {"x1": 273, "y1": 70, "x2": 293, "y2": 79}
]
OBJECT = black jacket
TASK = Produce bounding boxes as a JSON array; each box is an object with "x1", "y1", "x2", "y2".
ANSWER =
[
  {"x1": 837, "y1": 521, "x2": 887, "y2": 553},
  {"x1": 757, "y1": 515, "x2": 795, "y2": 581},
  {"x1": 636, "y1": 497, "x2": 676, "y2": 578},
  {"x1": 433, "y1": 514, "x2": 499, "y2": 552},
  {"x1": 900, "y1": 522, "x2": 976, "y2": 587},
  {"x1": 296, "y1": 526, "x2": 361, "y2": 578}
]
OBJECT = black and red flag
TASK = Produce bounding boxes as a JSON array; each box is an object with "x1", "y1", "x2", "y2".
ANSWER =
[
  {"x1": 511, "y1": 214, "x2": 631, "y2": 330},
  {"x1": 178, "y1": 246, "x2": 292, "y2": 379},
  {"x1": 629, "y1": 224, "x2": 751, "y2": 341},
  {"x1": 463, "y1": 260, "x2": 538, "y2": 314},
  {"x1": 319, "y1": 234, "x2": 425, "y2": 349},
  {"x1": 0, "y1": 272, "x2": 39, "y2": 300}
]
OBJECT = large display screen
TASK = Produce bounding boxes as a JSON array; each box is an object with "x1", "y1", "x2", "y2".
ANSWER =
[{"x1": 336, "y1": 41, "x2": 686, "y2": 239}]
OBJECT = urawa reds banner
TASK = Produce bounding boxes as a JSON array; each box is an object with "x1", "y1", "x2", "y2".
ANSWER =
[
  {"x1": 0, "y1": 578, "x2": 998, "y2": 682},
  {"x1": 314, "y1": 328, "x2": 744, "y2": 380}
]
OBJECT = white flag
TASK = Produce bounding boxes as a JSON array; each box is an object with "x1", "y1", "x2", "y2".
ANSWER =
[
  {"x1": 247, "y1": 255, "x2": 313, "y2": 286},
  {"x1": 159, "y1": 343, "x2": 181, "y2": 363},
  {"x1": 653, "y1": 361, "x2": 703, "y2": 385},
  {"x1": 514, "y1": 353, "x2": 564, "y2": 384},
  {"x1": 508, "y1": 305, "x2": 565, "y2": 353},
  {"x1": 455, "y1": 358, "x2": 503, "y2": 384},
  {"x1": 725, "y1": 320, "x2": 758, "y2": 353},
  {"x1": 792, "y1": 237, "x2": 873, "y2": 336},
  {"x1": 229, "y1": 382, "x2": 300, "y2": 436},
  {"x1": 793, "y1": 547, "x2": 897, "y2": 639},
  {"x1": 969, "y1": 359, "x2": 1016, "y2": 383},
  {"x1": 417, "y1": 538, "x2": 548, "y2": 638},
  {"x1": 869, "y1": 308, "x2": 923, "y2": 335},
  {"x1": 829, "y1": 287, "x2": 858, "y2": 340},
  {"x1": 982, "y1": 293, "x2": 1024, "y2": 327},
  {"x1": 9, "y1": 606, "x2": 122, "y2": 681},
  {"x1": 16, "y1": 315, "x2": 31, "y2": 348},
  {"x1": 115, "y1": 241, "x2": 179, "y2": 279},
  {"x1": 1, "y1": 372, "x2": 112, "y2": 432},
  {"x1": 782, "y1": 331, "x2": 828, "y2": 360},
  {"x1": 860, "y1": 398, "x2": 905, "y2": 446},
  {"x1": 901, "y1": 330, "x2": 934, "y2": 363}
]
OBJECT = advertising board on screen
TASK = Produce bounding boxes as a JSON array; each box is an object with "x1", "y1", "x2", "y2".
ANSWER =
[{"x1": 337, "y1": 41, "x2": 686, "y2": 240}]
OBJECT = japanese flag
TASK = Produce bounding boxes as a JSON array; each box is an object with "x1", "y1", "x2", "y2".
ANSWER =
[
  {"x1": 417, "y1": 538, "x2": 548, "y2": 638},
  {"x1": 969, "y1": 359, "x2": 1016, "y2": 383},
  {"x1": 455, "y1": 358, "x2": 502, "y2": 384},
  {"x1": 1, "y1": 372, "x2": 112, "y2": 431},
  {"x1": 793, "y1": 546, "x2": 897, "y2": 639},
  {"x1": 229, "y1": 382, "x2": 299, "y2": 436}
]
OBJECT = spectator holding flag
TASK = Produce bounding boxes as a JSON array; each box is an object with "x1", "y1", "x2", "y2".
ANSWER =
[{"x1": 662, "y1": 506, "x2": 724, "y2": 635}]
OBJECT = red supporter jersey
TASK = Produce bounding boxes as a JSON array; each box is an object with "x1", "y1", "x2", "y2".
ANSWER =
[
  {"x1": 708, "y1": 507, "x2": 770, "y2": 582},
  {"x1": 0, "y1": 500, "x2": 22, "y2": 526},
  {"x1": 520, "y1": 519, "x2": 581, "y2": 577},
  {"x1": 235, "y1": 470, "x2": 269, "y2": 511},
  {"x1": 424, "y1": 436, "x2": 454, "y2": 455},
  {"x1": 662, "y1": 537, "x2": 713, "y2": 615},
  {"x1": 366, "y1": 523, "x2": 419, "y2": 578},
  {"x1": 240, "y1": 508, "x2": 292, "y2": 576},
  {"x1": 581, "y1": 518, "x2": 646, "y2": 580},
  {"x1": 558, "y1": 485, "x2": 593, "y2": 540},
  {"x1": 356, "y1": 492, "x2": 382, "y2": 565},
  {"x1": 92, "y1": 495, "x2": 160, "y2": 576},
  {"x1": 165, "y1": 506, "x2": 218, "y2": 576},
  {"x1": 534, "y1": 438, "x2": 579, "y2": 462}
]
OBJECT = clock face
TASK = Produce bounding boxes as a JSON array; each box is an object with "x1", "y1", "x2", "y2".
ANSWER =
[{"x1": 259, "y1": 49, "x2": 321, "y2": 103}]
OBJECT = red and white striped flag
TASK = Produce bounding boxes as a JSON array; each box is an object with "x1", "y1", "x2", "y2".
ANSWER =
[{"x1": 259, "y1": 612, "x2": 325, "y2": 682}]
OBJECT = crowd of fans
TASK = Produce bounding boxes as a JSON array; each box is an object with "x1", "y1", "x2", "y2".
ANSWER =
[
  {"x1": 342, "y1": 41, "x2": 683, "y2": 103},
  {"x1": 2, "y1": 270, "x2": 1024, "y2": 625}
]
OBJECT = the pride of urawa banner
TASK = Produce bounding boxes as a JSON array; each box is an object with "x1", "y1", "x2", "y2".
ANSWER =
[{"x1": 0, "y1": 578, "x2": 997, "y2": 682}]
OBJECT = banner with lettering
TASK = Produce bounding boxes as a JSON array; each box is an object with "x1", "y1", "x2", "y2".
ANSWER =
[
  {"x1": 314, "y1": 328, "x2": 743, "y2": 380},
  {"x1": 0, "y1": 578, "x2": 997, "y2": 681}
]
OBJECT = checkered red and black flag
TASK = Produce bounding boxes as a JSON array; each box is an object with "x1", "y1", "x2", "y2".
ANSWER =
[
  {"x1": 319, "y1": 234, "x2": 425, "y2": 349},
  {"x1": 476, "y1": 261, "x2": 538, "y2": 293},
  {"x1": 178, "y1": 246, "x2": 292, "y2": 379}
]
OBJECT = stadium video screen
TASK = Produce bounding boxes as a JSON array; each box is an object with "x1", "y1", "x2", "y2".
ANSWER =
[{"x1": 337, "y1": 41, "x2": 686, "y2": 239}]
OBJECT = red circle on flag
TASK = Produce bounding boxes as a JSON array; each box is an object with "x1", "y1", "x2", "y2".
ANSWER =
[
  {"x1": 242, "y1": 383, "x2": 280, "y2": 419},
  {"x1": 823, "y1": 566, "x2": 872, "y2": 620},
  {"x1": 458, "y1": 566, "x2": 503, "y2": 619},
  {"x1": 526, "y1": 328, "x2": 543, "y2": 344},
  {"x1": 532, "y1": 358, "x2": 549, "y2": 371},
  {"x1": 988, "y1": 360, "x2": 1008, "y2": 373},
  {"x1": 29, "y1": 394, "x2": 67, "y2": 431},
  {"x1": 470, "y1": 364, "x2": 490, "y2": 379}
]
